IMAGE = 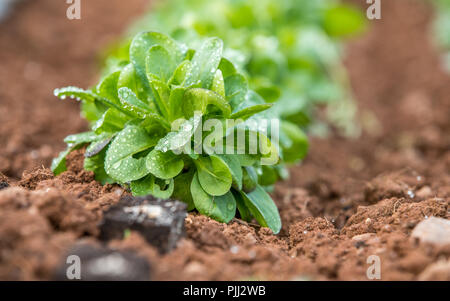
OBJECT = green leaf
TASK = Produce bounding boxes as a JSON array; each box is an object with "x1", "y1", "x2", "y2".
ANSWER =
[
  {"x1": 51, "y1": 148, "x2": 72, "y2": 175},
  {"x1": 211, "y1": 69, "x2": 225, "y2": 97},
  {"x1": 185, "y1": 37, "x2": 224, "y2": 89},
  {"x1": 92, "y1": 109, "x2": 128, "y2": 134},
  {"x1": 97, "y1": 71, "x2": 121, "y2": 106},
  {"x1": 52, "y1": 132, "x2": 99, "y2": 175},
  {"x1": 130, "y1": 174, "x2": 174, "y2": 199},
  {"x1": 216, "y1": 154, "x2": 243, "y2": 190},
  {"x1": 130, "y1": 31, "x2": 183, "y2": 89},
  {"x1": 191, "y1": 173, "x2": 236, "y2": 223},
  {"x1": 84, "y1": 136, "x2": 112, "y2": 158},
  {"x1": 195, "y1": 156, "x2": 232, "y2": 196},
  {"x1": 225, "y1": 74, "x2": 248, "y2": 111},
  {"x1": 218, "y1": 57, "x2": 237, "y2": 78},
  {"x1": 155, "y1": 114, "x2": 202, "y2": 153},
  {"x1": 105, "y1": 125, "x2": 157, "y2": 182},
  {"x1": 139, "y1": 113, "x2": 171, "y2": 133},
  {"x1": 279, "y1": 121, "x2": 309, "y2": 163},
  {"x1": 183, "y1": 88, "x2": 231, "y2": 118},
  {"x1": 232, "y1": 190, "x2": 252, "y2": 222},
  {"x1": 230, "y1": 104, "x2": 273, "y2": 121},
  {"x1": 149, "y1": 79, "x2": 170, "y2": 118},
  {"x1": 54, "y1": 86, "x2": 97, "y2": 102},
  {"x1": 172, "y1": 171, "x2": 195, "y2": 211},
  {"x1": 324, "y1": 5, "x2": 367, "y2": 38},
  {"x1": 118, "y1": 63, "x2": 147, "y2": 100},
  {"x1": 118, "y1": 87, "x2": 151, "y2": 116},
  {"x1": 146, "y1": 149, "x2": 184, "y2": 180},
  {"x1": 243, "y1": 166, "x2": 258, "y2": 191},
  {"x1": 63, "y1": 131, "x2": 98, "y2": 146},
  {"x1": 224, "y1": 128, "x2": 278, "y2": 165},
  {"x1": 255, "y1": 85, "x2": 281, "y2": 103},
  {"x1": 84, "y1": 148, "x2": 115, "y2": 184},
  {"x1": 241, "y1": 185, "x2": 281, "y2": 234},
  {"x1": 55, "y1": 86, "x2": 132, "y2": 116},
  {"x1": 169, "y1": 61, "x2": 193, "y2": 87},
  {"x1": 146, "y1": 45, "x2": 176, "y2": 83},
  {"x1": 256, "y1": 165, "x2": 279, "y2": 186},
  {"x1": 168, "y1": 86, "x2": 186, "y2": 121}
]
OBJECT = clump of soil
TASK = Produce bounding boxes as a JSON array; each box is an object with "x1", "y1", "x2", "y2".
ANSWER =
[{"x1": 0, "y1": 0, "x2": 449, "y2": 280}]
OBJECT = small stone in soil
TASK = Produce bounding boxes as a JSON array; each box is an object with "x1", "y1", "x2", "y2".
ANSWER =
[
  {"x1": 411, "y1": 217, "x2": 450, "y2": 246},
  {"x1": 0, "y1": 182, "x2": 9, "y2": 190},
  {"x1": 53, "y1": 244, "x2": 151, "y2": 281},
  {"x1": 99, "y1": 195, "x2": 187, "y2": 254}
]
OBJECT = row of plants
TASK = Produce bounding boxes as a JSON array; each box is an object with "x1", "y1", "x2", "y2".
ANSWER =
[{"x1": 52, "y1": 0, "x2": 366, "y2": 234}]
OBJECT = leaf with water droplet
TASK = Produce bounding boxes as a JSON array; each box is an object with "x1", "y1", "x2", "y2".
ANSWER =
[
  {"x1": 105, "y1": 125, "x2": 157, "y2": 182},
  {"x1": 92, "y1": 109, "x2": 128, "y2": 134},
  {"x1": 148, "y1": 79, "x2": 170, "y2": 119},
  {"x1": 54, "y1": 86, "x2": 97, "y2": 102},
  {"x1": 230, "y1": 104, "x2": 273, "y2": 121},
  {"x1": 130, "y1": 32, "x2": 183, "y2": 91},
  {"x1": 190, "y1": 173, "x2": 236, "y2": 223},
  {"x1": 97, "y1": 71, "x2": 121, "y2": 106},
  {"x1": 225, "y1": 74, "x2": 248, "y2": 111},
  {"x1": 145, "y1": 149, "x2": 184, "y2": 180},
  {"x1": 194, "y1": 155, "x2": 232, "y2": 196},
  {"x1": 118, "y1": 87, "x2": 151, "y2": 116},
  {"x1": 185, "y1": 37, "x2": 223, "y2": 89},
  {"x1": 183, "y1": 88, "x2": 231, "y2": 118},
  {"x1": 84, "y1": 136, "x2": 112, "y2": 158},
  {"x1": 211, "y1": 69, "x2": 225, "y2": 97},
  {"x1": 169, "y1": 60, "x2": 192, "y2": 87},
  {"x1": 146, "y1": 45, "x2": 177, "y2": 84}
]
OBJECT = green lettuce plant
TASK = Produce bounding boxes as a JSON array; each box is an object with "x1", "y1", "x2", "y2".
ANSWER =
[{"x1": 53, "y1": 32, "x2": 308, "y2": 233}]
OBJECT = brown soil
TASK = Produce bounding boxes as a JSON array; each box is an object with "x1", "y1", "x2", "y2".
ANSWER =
[{"x1": 0, "y1": 0, "x2": 449, "y2": 280}]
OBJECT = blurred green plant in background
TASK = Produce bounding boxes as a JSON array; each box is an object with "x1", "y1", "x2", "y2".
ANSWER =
[
  {"x1": 431, "y1": 0, "x2": 450, "y2": 72},
  {"x1": 103, "y1": 0, "x2": 367, "y2": 137}
]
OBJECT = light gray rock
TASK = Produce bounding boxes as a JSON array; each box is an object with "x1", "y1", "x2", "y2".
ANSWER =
[
  {"x1": 0, "y1": 0, "x2": 21, "y2": 21},
  {"x1": 411, "y1": 217, "x2": 450, "y2": 246},
  {"x1": 418, "y1": 260, "x2": 450, "y2": 281}
]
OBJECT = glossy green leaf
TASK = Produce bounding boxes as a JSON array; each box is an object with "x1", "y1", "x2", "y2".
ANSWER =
[
  {"x1": 225, "y1": 74, "x2": 248, "y2": 111},
  {"x1": 195, "y1": 156, "x2": 232, "y2": 196},
  {"x1": 191, "y1": 173, "x2": 236, "y2": 223},
  {"x1": 241, "y1": 185, "x2": 281, "y2": 234},
  {"x1": 172, "y1": 171, "x2": 195, "y2": 211},
  {"x1": 97, "y1": 71, "x2": 121, "y2": 105},
  {"x1": 130, "y1": 174, "x2": 174, "y2": 199},
  {"x1": 230, "y1": 104, "x2": 273, "y2": 121},
  {"x1": 130, "y1": 31, "x2": 183, "y2": 89},
  {"x1": 54, "y1": 86, "x2": 97, "y2": 102},
  {"x1": 155, "y1": 114, "x2": 202, "y2": 153},
  {"x1": 183, "y1": 88, "x2": 231, "y2": 118},
  {"x1": 105, "y1": 125, "x2": 157, "y2": 182},
  {"x1": 146, "y1": 45, "x2": 177, "y2": 83},
  {"x1": 118, "y1": 87, "x2": 151, "y2": 116},
  {"x1": 185, "y1": 37, "x2": 224, "y2": 89},
  {"x1": 84, "y1": 148, "x2": 115, "y2": 184},
  {"x1": 92, "y1": 109, "x2": 128, "y2": 134},
  {"x1": 146, "y1": 149, "x2": 184, "y2": 180}
]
